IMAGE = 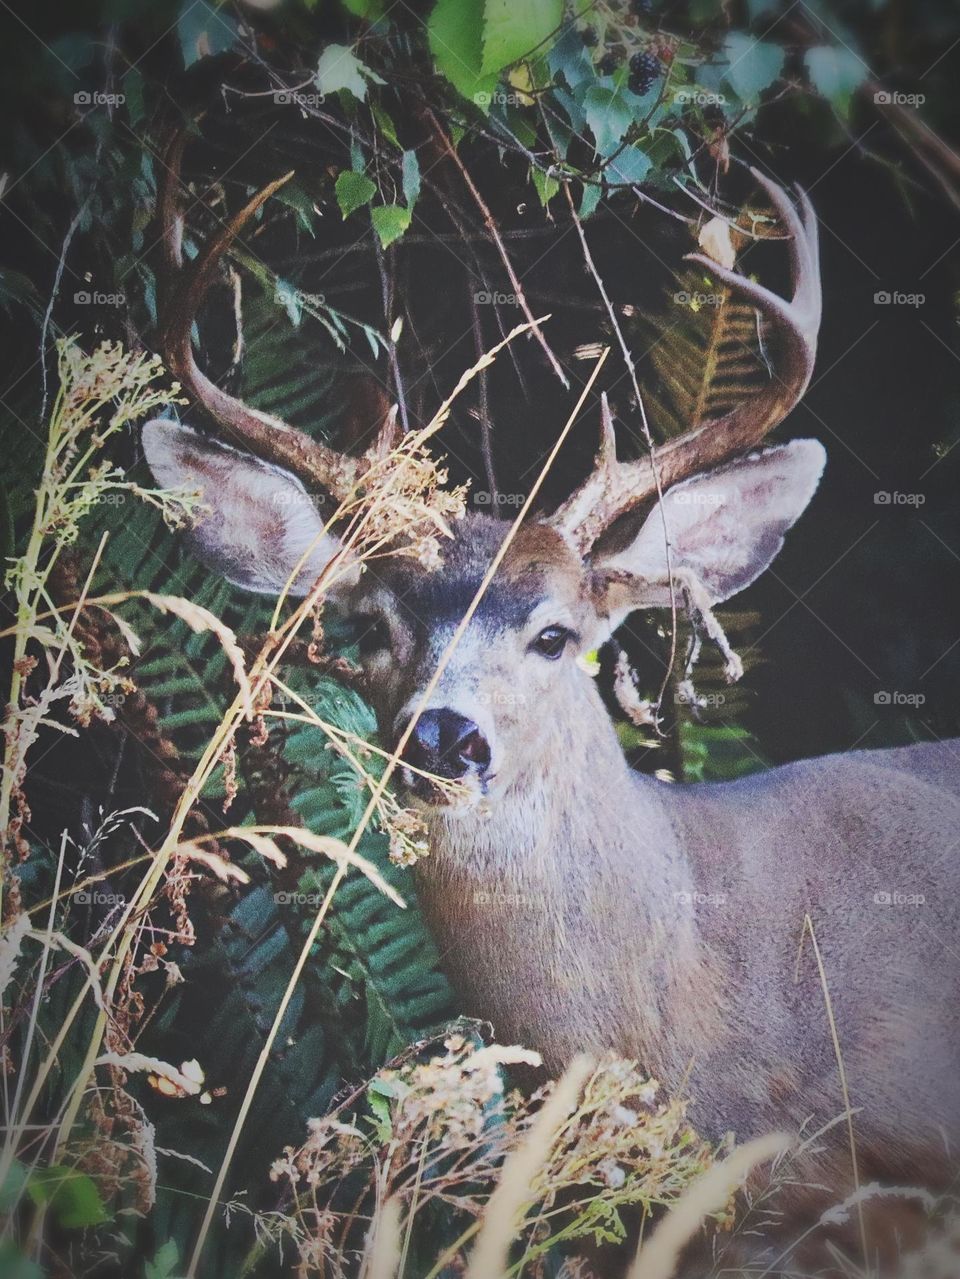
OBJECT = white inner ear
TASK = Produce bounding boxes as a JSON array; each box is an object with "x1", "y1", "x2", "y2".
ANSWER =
[
  {"x1": 600, "y1": 439, "x2": 826, "y2": 612},
  {"x1": 143, "y1": 419, "x2": 349, "y2": 596}
]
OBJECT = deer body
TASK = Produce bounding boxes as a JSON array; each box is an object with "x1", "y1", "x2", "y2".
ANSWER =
[
  {"x1": 411, "y1": 653, "x2": 960, "y2": 1175},
  {"x1": 142, "y1": 141, "x2": 960, "y2": 1231}
]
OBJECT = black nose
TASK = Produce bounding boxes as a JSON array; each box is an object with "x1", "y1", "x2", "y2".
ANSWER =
[{"x1": 401, "y1": 709, "x2": 491, "y2": 780}]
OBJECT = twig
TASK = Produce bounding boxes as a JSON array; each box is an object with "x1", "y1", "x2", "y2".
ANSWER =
[{"x1": 427, "y1": 111, "x2": 570, "y2": 389}]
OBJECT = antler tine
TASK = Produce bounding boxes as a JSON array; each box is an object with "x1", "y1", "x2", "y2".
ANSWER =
[
  {"x1": 549, "y1": 171, "x2": 821, "y2": 555},
  {"x1": 157, "y1": 129, "x2": 360, "y2": 500}
]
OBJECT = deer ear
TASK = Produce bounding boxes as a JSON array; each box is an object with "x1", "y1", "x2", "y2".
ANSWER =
[
  {"x1": 142, "y1": 420, "x2": 350, "y2": 596},
  {"x1": 595, "y1": 439, "x2": 826, "y2": 629}
]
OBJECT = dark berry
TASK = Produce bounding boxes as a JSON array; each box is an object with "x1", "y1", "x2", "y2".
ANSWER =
[
  {"x1": 581, "y1": 26, "x2": 598, "y2": 47},
  {"x1": 631, "y1": 0, "x2": 655, "y2": 15},
  {"x1": 628, "y1": 49, "x2": 662, "y2": 94},
  {"x1": 598, "y1": 52, "x2": 619, "y2": 76}
]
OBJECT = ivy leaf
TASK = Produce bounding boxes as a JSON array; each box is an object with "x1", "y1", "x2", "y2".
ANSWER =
[
  {"x1": 480, "y1": 0, "x2": 563, "y2": 76},
  {"x1": 722, "y1": 33, "x2": 785, "y2": 104},
  {"x1": 428, "y1": 0, "x2": 498, "y2": 105},
  {"x1": 371, "y1": 204, "x2": 412, "y2": 248},
  {"x1": 583, "y1": 85, "x2": 634, "y2": 158},
  {"x1": 336, "y1": 170, "x2": 377, "y2": 219},
  {"x1": 805, "y1": 45, "x2": 868, "y2": 118},
  {"x1": 177, "y1": 0, "x2": 238, "y2": 68},
  {"x1": 401, "y1": 150, "x2": 421, "y2": 209},
  {"x1": 315, "y1": 44, "x2": 382, "y2": 101}
]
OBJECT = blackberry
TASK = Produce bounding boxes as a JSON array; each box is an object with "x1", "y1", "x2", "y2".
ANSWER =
[
  {"x1": 628, "y1": 50, "x2": 662, "y2": 94},
  {"x1": 631, "y1": 0, "x2": 655, "y2": 14},
  {"x1": 598, "y1": 51, "x2": 619, "y2": 76},
  {"x1": 581, "y1": 26, "x2": 599, "y2": 47}
]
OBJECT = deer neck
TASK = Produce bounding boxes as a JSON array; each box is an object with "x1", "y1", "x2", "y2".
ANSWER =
[{"x1": 411, "y1": 675, "x2": 720, "y2": 1077}]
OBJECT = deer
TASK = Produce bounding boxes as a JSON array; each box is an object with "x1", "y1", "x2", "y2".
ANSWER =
[{"x1": 142, "y1": 133, "x2": 960, "y2": 1261}]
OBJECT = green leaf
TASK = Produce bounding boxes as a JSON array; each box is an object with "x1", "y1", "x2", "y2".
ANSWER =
[
  {"x1": 315, "y1": 44, "x2": 382, "y2": 101},
  {"x1": 0, "y1": 1241, "x2": 43, "y2": 1279},
  {"x1": 336, "y1": 169, "x2": 377, "y2": 219},
  {"x1": 0, "y1": 1160, "x2": 28, "y2": 1213},
  {"x1": 341, "y1": 0, "x2": 386, "y2": 16},
  {"x1": 428, "y1": 0, "x2": 498, "y2": 105},
  {"x1": 372, "y1": 103, "x2": 401, "y2": 149},
  {"x1": 177, "y1": 0, "x2": 238, "y2": 68},
  {"x1": 480, "y1": 0, "x2": 563, "y2": 76},
  {"x1": 275, "y1": 279, "x2": 303, "y2": 326},
  {"x1": 805, "y1": 45, "x2": 868, "y2": 117},
  {"x1": 28, "y1": 1166, "x2": 108, "y2": 1229},
  {"x1": 583, "y1": 85, "x2": 634, "y2": 157},
  {"x1": 371, "y1": 204, "x2": 412, "y2": 248},
  {"x1": 605, "y1": 143, "x2": 652, "y2": 187},
  {"x1": 401, "y1": 149, "x2": 421, "y2": 209},
  {"x1": 275, "y1": 181, "x2": 316, "y2": 236},
  {"x1": 722, "y1": 33, "x2": 785, "y2": 104},
  {"x1": 580, "y1": 181, "x2": 602, "y2": 219},
  {"x1": 531, "y1": 168, "x2": 559, "y2": 207},
  {"x1": 145, "y1": 1240, "x2": 181, "y2": 1279}
]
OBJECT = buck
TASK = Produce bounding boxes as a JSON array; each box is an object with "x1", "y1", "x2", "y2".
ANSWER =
[{"x1": 144, "y1": 136, "x2": 959, "y2": 1243}]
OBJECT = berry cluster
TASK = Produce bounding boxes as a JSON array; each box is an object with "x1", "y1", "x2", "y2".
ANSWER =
[{"x1": 629, "y1": 49, "x2": 663, "y2": 95}]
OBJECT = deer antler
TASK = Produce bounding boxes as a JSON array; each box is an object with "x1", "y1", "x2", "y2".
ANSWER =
[
  {"x1": 549, "y1": 169, "x2": 821, "y2": 554},
  {"x1": 157, "y1": 129, "x2": 362, "y2": 500}
]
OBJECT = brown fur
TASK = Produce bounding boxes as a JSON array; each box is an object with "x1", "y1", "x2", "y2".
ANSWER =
[{"x1": 350, "y1": 515, "x2": 960, "y2": 1270}]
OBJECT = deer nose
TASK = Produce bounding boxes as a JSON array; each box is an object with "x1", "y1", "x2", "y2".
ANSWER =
[{"x1": 401, "y1": 709, "x2": 491, "y2": 780}]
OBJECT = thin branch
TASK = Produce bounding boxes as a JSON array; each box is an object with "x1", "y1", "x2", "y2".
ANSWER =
[{"x1": 426, "y1": 111, "x2": 570, "y2": 390}]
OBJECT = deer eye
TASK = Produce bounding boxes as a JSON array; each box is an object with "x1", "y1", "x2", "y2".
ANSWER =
[
  {"x1": 530, "y1": 625, "x2": 570, "y2": 660},
  {"x1": 355, "y1": 616, "x2": 391, "y2": 656}
]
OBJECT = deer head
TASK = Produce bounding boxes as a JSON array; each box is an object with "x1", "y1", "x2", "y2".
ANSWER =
[{"x1": 143, "y1": 136, "x2": 824, "y2": 811}]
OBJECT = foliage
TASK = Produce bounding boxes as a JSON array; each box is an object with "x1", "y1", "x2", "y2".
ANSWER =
[{"x1": 268, "y1": 1032, "x2": 715, "y2": 1275}]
